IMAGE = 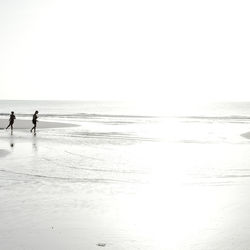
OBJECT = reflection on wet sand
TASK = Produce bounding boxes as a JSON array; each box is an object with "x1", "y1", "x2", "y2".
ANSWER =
[
  {"x1": 32, "y1": 136, "x2": 38, "y2": 152},
  {"x1": 9, "y1": 136, "x2": 14, "y2": 149},
  {"x1": 7, "y1": 134, "x2": 38, "y2": 153}
]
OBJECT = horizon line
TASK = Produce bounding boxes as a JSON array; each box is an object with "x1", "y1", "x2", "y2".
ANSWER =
[{"x1": 0, "y1": 99, "x2": 250, "y2": 103}]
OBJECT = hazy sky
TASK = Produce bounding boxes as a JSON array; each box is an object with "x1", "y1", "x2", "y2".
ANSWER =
[{"x1": 0, "y1": 0, "x2": 250, "y2": 101}]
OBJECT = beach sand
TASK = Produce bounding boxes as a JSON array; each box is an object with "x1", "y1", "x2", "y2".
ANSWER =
[
  {"x1": 2, "y1": 112, "x2": 250, "y2": 249},
  {"x1": 0, "y1": 118, "x2": 77, "y2": 158},
  {"x1": 241, "y1": 132, "x2": 250, "y2": 139},
  {"x1": 0, "y1": 118, "x2": 78, "y2": 129},
  {"x1": 0, "y1": 118, "x2": 78, "y2": 159},
  {"x1": 0, "y1": 149, "x2": 10, "y2": 157}
]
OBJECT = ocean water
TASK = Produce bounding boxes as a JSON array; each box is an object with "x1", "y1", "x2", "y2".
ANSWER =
[{"x1": 1, "y1": 101, "x2": 250, "y2": 249}]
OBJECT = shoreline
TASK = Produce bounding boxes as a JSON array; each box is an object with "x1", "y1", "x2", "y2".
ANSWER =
[{"x1": 0, "y1": 118, "x2": 78, "y2": 129}]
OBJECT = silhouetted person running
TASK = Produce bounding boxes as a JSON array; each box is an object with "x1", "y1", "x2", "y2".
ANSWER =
[
  {"x1": 6, "y1": 111, "x2": 16, "y2": 131},
  {"x1": 30, "y1": 111, "x2": 39, "y2": 135}
]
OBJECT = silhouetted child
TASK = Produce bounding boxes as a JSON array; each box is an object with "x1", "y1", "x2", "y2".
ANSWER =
[
  {"x1": 6, "y1": 111, "x2": 16, "y2": 131},
  {"x1": 30, "y1": 110, "x2": 39, "y2": 134}
]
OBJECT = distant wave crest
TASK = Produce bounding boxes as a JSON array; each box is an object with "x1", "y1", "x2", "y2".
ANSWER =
[{"x1": 0, "y1": 112, "x2": 159, "y2": 119}]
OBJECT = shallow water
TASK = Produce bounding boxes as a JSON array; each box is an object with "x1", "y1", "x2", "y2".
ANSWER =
[{"x1": 1, "y1": 102, "x2": 250, "y2": 249}]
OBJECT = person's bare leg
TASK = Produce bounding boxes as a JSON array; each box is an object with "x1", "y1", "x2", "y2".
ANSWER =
[{"x1": 31, "y1": 124, "x2": 36, "y2": 134}]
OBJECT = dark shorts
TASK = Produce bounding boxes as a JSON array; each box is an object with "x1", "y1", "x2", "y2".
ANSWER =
[{"x1": 32, "y1": 120, "x2": 37, "y2": 125}]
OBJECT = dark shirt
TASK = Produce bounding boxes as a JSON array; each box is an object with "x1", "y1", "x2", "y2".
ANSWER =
[
  {"x1": 32, "y1": 114, "x2": 38, "y2": 123},
  {"x1": 9, "y1": 114, "x2": 15, "y2": 123}
]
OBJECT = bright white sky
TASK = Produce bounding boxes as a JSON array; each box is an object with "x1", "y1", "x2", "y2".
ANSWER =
[{"x1": 0, "y1": 0, "x2": 250, "y2": 101}]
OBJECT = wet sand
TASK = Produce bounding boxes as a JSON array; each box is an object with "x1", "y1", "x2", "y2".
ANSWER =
[
  {"x1": 0, "y1": 149, "x2": 10, "y2": 157},
  {"x1": 2, "y1": 114, "x2": 250, "y2": 249},
  {"x1": 0, "y1": 118, "x2": 78, "y2": 129},
  {"x1": 241, "y1": 132, "x2": 250, "y2": 139}
]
